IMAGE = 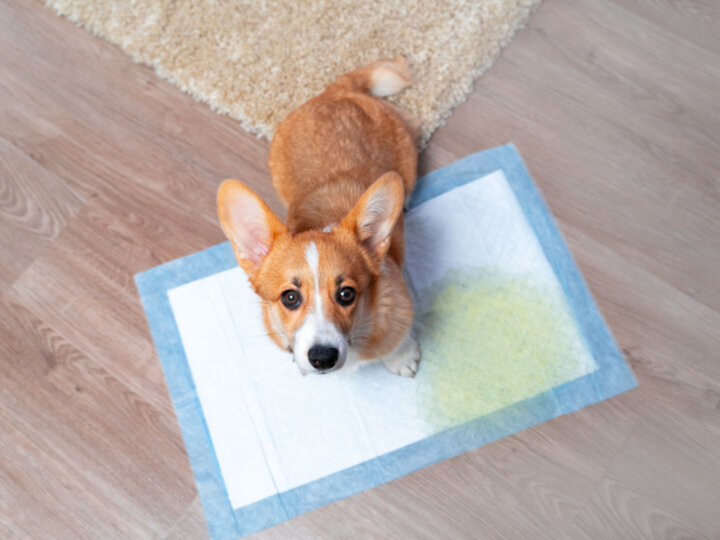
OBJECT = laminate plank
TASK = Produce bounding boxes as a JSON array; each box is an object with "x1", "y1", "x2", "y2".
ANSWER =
[
  {"x1": 572, "y1": 403, "x2": 720, "y2": 539},
  {"x1": 607, "y1": 0, "x2": 720, "y2": 56},
  {"x1": 0, "y1": 138, "x2": 85, "y2": 290},
  {"x1": 164, "y1": 497, "x2": 212, "y2": 540},
  {"x1": 0, "y1": 297, "x2": 196, "y2": 539},
  {"x1": 5, "y1": 180, "x2": 225, "y2": 404}
]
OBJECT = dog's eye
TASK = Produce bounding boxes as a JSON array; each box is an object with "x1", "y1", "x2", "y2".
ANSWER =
[
  {"x1": 336, "y1": 286, "x2": 356, "y2": 307},
  {"x1": 281, "y1": 289, "x2": 302, "y2": 310}
]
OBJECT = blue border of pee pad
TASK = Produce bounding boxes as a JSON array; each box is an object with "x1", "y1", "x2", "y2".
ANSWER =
[{"x1": 135, "y1": 143, "x2": 636, "y2": 539}]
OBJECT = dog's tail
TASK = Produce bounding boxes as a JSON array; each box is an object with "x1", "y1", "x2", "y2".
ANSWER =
[{"x1": 330, "y1": 57, "x2": 413, "y2": 97}]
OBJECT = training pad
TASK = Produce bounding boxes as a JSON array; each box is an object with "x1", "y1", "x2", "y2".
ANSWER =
[{"x1": 135, "y1": 144, "x2": 636, "y2": 539}]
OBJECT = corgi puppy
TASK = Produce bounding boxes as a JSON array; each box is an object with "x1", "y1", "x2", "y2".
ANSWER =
[{"x1": 218, "y1": 57, "x2": 420, "y2": 376}]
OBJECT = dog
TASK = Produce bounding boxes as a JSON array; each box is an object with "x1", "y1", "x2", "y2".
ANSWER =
[{"x1": 217, "y1": 57, "x2": 420, "y2": 376}]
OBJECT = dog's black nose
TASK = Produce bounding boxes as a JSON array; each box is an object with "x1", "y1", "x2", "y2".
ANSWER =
[{"x1": 308, "y1": 345, "x2": 339, "y2": 370}]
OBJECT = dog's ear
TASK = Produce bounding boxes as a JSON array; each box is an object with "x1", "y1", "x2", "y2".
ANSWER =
[
  {"x1": 341, "y1": 172, "x2": 404, "y2": 262},
  {"x1": 217, "y1": 180, "x2": 287, "y2": 276}
]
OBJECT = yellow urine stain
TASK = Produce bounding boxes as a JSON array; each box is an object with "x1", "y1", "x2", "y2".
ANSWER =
[{"x1": 415, "y1": 270, "x2": 594, "y2": 429}]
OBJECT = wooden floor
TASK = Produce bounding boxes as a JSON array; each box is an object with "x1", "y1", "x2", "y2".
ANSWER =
[{"x1": 2, "y1": 0, "x2": 719, "y2": 538}]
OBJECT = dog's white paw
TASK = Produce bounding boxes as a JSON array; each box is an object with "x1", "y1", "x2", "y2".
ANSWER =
[{"x1": 382, "y1": 336, "x2": 421, "y2": 377}]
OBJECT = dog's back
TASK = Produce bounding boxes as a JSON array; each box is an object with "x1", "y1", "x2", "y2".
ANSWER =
[{"x1": 268, "y1": 58, "x2": 418, "y2": 240}]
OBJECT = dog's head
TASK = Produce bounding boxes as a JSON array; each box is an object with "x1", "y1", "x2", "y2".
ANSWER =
[{"x1": 217, "y1": 173, "x2": 404, "y2": 374}]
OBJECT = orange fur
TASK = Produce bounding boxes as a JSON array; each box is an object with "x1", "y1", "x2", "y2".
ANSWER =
[{"x1": 218, "y1": 57, "x2": 418, "y2": 365}]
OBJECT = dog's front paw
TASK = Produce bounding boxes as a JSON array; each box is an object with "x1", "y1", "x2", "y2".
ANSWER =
[{"x1": 382, "y1": 336, "x2": 421, "y2": 377}]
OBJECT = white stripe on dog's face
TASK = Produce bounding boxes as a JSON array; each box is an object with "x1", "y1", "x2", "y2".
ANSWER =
[
  {"x1": 307, "y1": 241, "x2": 321, "y2": 308},
  {"x1": 293, "y1": 241, "x2": 347, "y2": 373}
]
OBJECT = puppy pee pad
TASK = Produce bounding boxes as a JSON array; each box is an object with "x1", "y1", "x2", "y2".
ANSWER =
[{"x1": 135, "y1": 144, "x2": 636, "y2": 539}]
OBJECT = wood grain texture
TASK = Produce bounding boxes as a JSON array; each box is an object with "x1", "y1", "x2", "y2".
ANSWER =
[
  {"x1": 607, "y1": 0, "x2": 720, "y2": 56},
  {"x1": 1, "y1": 0, "x2": 719, "y2": 538},
  {"x1": 0, "y1": 138, "x2": 84, "y2": 291}
]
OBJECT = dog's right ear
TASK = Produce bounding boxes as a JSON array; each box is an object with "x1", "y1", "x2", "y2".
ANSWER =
[{"x1": 217, "y1": 180, "x2": 287, "y2": 276}]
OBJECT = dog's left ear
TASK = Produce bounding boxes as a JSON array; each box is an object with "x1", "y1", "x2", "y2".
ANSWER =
[{"x1": 341, "y1": 172, "x2": 404, "y2": 262}]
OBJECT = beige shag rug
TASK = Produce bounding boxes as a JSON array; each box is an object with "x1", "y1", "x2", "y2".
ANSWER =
[{"x1": 46, "y1": 0, "x2": 540, "y2": 145}]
